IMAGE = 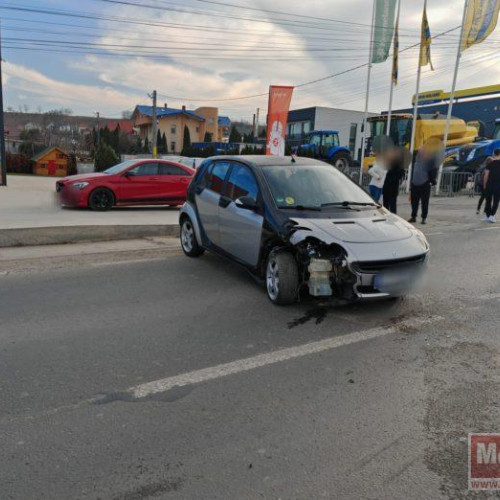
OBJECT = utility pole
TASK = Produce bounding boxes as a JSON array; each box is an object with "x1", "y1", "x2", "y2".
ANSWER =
[
  {"x1": 0, "y1": 21, "x2": 7, "y2": 186},
  {"x1": 149, "y1": 90, "x2": 158, "y2": 158},
  {"x1": 255, "y1": 107, "x2": 260, "y2": 138}
]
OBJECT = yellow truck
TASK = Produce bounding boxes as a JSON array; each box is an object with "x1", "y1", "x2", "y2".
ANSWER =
[{"x1": 363, "y1": 113, "x2": 478, "y2": 169}]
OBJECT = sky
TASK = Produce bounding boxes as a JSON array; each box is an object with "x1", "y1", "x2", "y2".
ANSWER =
[{"x1": 2, "y1": 0, "x2": 500, "y2": 121}]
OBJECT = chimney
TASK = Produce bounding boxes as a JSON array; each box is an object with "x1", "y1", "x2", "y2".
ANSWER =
[
  {"x1": 164, "y1": 103, "x2": 168, "y2": 108},
  {"x1": 182, "y1": 105, "x2": 186, "y2": 111}
]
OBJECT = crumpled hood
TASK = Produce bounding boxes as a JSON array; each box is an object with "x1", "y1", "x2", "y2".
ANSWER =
[{"x1": 290, "y1": 214, "x2": 413, "y2": 244}]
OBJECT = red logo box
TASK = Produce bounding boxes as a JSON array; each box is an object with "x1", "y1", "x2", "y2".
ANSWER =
[{"x1": 469, "y1": 433, "x2": 500, "y2": 490}]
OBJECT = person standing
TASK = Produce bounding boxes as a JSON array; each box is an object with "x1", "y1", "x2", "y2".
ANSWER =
[
  {"x1": 368, "y1": 154, "x2": 386, "y2": 203},
  {"x1": 483, "y1": 149, "x2": 500, "y2": 223},
  {"x1": 476, "y1": 158, "x2": 492, "y2": 215},
  {"x1": 383, "y1": 147, "x2": 406, "y2": 214},
  {"x1": 409, "y1": 140, "x2": 440, "y2": 225}
]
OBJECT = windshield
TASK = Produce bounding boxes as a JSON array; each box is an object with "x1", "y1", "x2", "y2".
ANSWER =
[
  {"x1": 261, "y1": 163, "x2": 375, "y2": 210},
  {"x1": 103, "y1": 160, "x2": 137, "y2": 175},
  {"x1": 370, "y1": 118, "x2": 412, "y2": 147}
]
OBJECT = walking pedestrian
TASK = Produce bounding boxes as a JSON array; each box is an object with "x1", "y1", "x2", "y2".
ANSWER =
[
  {"x1": 476, "y1": 159, "x2": 492, "y2": 215},
  {"x1": 382, "y1": 147, "x2": 406, "y2": 214},
  {"x1": 483, "y1": 149, "x2": 500, "y2": 223},
  {"x1": 368, "y1": 153, "x2": 387, "y2": 203},
  {"x1": 409, "y1": 139, "x2": 441, "y2": 225}
]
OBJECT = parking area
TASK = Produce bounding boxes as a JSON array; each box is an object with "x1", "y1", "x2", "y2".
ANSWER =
[{"x1": 0, "y1": 174, "x2": 180, "y2": 230}]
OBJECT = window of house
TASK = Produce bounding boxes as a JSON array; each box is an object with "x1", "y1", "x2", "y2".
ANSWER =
[
  {"x1": 171, "y1": 142, "x2": 176, "y2": 152},
  {"x1": 171, "y1": 125, "x2": 176, "y2": 134},
  {"x1": 196, "y1": 126, "x2": 200, "y2": 133}
]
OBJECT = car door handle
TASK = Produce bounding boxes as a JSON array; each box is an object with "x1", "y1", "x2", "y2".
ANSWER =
[
  {"x1": 219, "y1": 195, "x2": 232, "y2": 208},
  {"x1": 150, "y1": 177, "x2": 160, "y2": 181}
]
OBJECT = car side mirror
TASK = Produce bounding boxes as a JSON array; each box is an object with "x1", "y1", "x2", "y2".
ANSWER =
[{"x1": 235, "y1": 196, "x2": 258, "y2": 211}]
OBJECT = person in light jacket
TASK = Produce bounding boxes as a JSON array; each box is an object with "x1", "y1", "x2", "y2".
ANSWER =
[{"x1": 368, "y1": 156, "x2": 387, "y2": 203}]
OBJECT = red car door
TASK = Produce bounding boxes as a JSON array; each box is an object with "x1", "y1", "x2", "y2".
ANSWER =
[
  {"x1": 158, "y1": 162, "x2": 192, "y2": 203},
  {"x1": 117, "y1": 162, "x2": 160, "y2": 203}
]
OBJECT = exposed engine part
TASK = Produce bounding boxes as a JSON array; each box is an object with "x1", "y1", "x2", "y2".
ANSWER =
[
  {"x1": 295, "y1": 238, "x2": 357, "y2": 300},
  {"x1": 308, "y1": 258, "x2": 333, "y2": 297}
]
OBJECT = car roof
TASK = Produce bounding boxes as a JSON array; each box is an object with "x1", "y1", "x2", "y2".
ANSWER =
[{"x1": 206, "y1": 155, "x2": 328, "y2": 167}]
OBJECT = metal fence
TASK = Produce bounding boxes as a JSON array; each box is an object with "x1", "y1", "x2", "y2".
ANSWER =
[{"x1": 345, "y1": 167, "x2": 480, "y2": 198}]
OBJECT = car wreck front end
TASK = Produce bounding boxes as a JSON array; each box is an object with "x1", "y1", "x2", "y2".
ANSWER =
[{"x1": 285, "y1": 213, "x2": 429, "y2": 300}]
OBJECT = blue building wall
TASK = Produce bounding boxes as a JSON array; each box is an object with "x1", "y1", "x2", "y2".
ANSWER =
[{"x1": 391, "y1": 95, "x2": 500, "y2": 137}]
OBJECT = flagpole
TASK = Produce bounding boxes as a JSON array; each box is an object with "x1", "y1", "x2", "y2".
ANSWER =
[
  {"x1": 359, "y1": 0, "x2": 376, "y2": 185},
  {"x1": 435, "y1": 0, "x2": 468, "y2": 195},
  {"x1": 406, "y1": 0, "x2": 427, "y2": 194},
  {"x1": 386, "y1": 0, "x2": 401, "y2": 136}
]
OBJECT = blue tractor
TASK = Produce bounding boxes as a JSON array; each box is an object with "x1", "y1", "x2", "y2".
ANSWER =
[
  {"x1": 294, "y1": 131, "x2": 353, "y2": 172},
  {"x1": 454, "y1": 119, "x2": 500, "y2": 172}
]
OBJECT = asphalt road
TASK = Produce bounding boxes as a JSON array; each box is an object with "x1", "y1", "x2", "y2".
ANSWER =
[{"x1": 1, "y1": 224, "x2": 500, "y2": 499}]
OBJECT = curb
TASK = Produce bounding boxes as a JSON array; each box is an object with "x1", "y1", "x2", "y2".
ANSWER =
[{"x1": 0, "y1": 225, "x2": 179, "y2": 248}]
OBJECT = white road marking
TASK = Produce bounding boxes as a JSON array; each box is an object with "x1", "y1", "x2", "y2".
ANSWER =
[
  {"x1": 474, "y1": 226, "x2": 500, "y2": 231},
  {"x1": 129, "y1": 316, "x2": 441, "y2": 399},
  {"x1": 425, "y1": 232, "x2": 444, "y2": 236}
]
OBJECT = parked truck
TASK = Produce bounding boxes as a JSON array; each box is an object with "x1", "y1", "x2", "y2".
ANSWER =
[{"x1": 294, "y1": 130, "x2": 353, "y2": 172}]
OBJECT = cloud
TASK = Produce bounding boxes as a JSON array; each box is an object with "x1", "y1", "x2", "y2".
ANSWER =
[
  {"x1": 5, "y1": 0, "x2": 500, "y2": 118},
  {"x1": 4, "y1": 61, "x2": 142, "y2": 116}
]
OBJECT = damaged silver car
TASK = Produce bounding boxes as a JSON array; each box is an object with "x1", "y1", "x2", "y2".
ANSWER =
[{"x1": 180, "y1": 156, "x2": 429, "y2": 305}]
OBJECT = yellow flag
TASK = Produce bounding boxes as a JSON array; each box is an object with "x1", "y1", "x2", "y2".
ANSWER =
[
  {"x1": 462, "y1": 0, "x2": 500, "y2": 52},
  {"x1": 419, "y1": 6, "x2": 434, "y2": 70}
]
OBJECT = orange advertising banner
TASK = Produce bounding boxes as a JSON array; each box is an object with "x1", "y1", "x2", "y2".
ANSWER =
[{"x1": 266, "y1": 85, "x2": 294, "y2": 156}]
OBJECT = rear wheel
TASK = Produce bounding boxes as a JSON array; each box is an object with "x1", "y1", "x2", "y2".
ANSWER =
[
  {"x1": 88, "y1": 188, "x2": 114, "y2": 211},
  {"x1": 330, "y1": 151, "x2": 352, "y2": 173},
  {"x1": 180, "y1": 217, "x2": 204, "y2": 257},
  {"x1": 266, "y1": 251, "x2": 299, "y2": 305}
]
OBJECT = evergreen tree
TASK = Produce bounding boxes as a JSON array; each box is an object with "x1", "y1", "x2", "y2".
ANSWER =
[
  {"x1": 94, "y1": 143, "x2": 120, "y2": 172},
  {"x1": 162, "y1": 133, "x2": 168, "y2": 153},
  {"x1": 204, "y1": 131, "x2": 213, "y2": 142},
  {"x1": 183, "y1": 125, "x2": 191, "y2": 150},
  {"x1": 143, "y1": 136, "x2": 149, "y2": 154},
  {"x1": 229, "y1": 125, "x2": 242, "y2": 143},
  {"x1": 156, "y1": 130, "x2": 163, "y2": 154}
]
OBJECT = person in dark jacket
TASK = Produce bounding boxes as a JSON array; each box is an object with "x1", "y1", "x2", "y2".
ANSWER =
[
  {"x1": 483, "y1": 149, "x2": 500, "y2": 223},
  {"x1": 409, "y1": 139, "x2": 441, "y2": 224},
  {"x1": 382, "y1": 147, "x2": 406, "y2": 214}
]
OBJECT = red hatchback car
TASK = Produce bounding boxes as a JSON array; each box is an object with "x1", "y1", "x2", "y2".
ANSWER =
[{"x1": 56, "y1": 159, "x2": 195, "y2": 211}]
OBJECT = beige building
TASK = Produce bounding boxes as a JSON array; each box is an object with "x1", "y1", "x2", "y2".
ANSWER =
[{"x1": 132, "y1": 105, "x2": 231, "y2": 153}]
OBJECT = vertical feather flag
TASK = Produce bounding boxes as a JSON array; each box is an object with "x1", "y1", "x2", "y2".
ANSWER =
[
  {"x1": 462, "y1": 0, "x2": 500, "y2": 51},
  {"x1": 419, "y1": 6, "x2": 434, "y2": 70},
  {"x1": 392, "y1": 17, "x2": 399, "y2": 85}
]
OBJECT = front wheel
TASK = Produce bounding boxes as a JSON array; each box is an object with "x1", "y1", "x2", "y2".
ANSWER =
[
  {"x1": 88, "y1": 188, "x2": 114, "y2": 211},
  {"x1": 180, "y1": 217, "x2": 204, "y2": 257},
  {"x1": 266, "y1": 251, "x2": 299, "y2": 305}
]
